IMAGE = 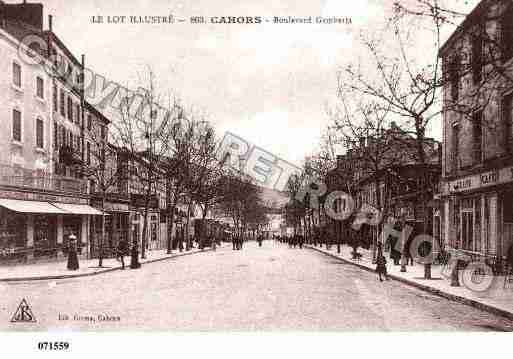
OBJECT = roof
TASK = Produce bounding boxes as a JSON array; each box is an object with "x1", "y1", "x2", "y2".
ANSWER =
[
  {"x1": 357, "y1": 162, "x2": 441, "y2": 187},
  {"x1": 85, "y1": 101, "x2": 111, "y2": 125},
  {"x1": 42, "y1": 30, "x2": 82, "y2": 67},
  {"x1": 1, "y1": 17, "x2": 42, "y2": 44}
]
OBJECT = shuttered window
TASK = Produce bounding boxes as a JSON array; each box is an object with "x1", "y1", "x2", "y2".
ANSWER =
[
  {"x1": 36, "y1": 118, "x2": 44, "y2": 148},
  {"x1": 12, "y1": 62, "x2": 21, "y2": 87},
  {"x1": 12, "y1": 109, "x2": 22, "y2": 142}
]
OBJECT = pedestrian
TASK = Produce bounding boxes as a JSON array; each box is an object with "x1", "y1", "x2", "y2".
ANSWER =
[
  {"x1": 66, "y1": 234, "x2": 79, "y2": 271},
  {"x1": 376, "y1": 250, "x2": 388, "y2": 282},
  {"x1": 178, "y1": 233, "x2": 184, "y2": 252},
  {"x1": 117, "y1": 238, "x2": 128, "y2": 269},
  {"x1": 257, "y1": 235, "x2": 263, "y2": 247}
]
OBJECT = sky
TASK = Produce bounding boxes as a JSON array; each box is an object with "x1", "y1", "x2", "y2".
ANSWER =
[{"x1": 15, "y1": 0, "x2": 480, "y2": 167}]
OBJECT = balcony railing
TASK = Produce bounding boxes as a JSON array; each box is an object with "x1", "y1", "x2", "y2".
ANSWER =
[
  {"x1": 90, "y1": 191, "x2": 130, "y2": 202},
  {"x1": 0, "y1": 164, "x2": 87, "y2": 194}
]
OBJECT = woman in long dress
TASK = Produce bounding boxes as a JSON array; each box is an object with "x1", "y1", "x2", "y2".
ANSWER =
[{"x1": 67, "y1": 234, "x2": 79, "y2": 270}]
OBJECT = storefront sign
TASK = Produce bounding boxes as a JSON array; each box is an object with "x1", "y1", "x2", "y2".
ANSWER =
[
  {"x1": 130, "y1": 194, "x2": 158, "y2": 208},
  {"x1": 90, "y1": 199, "x2": 129, "y2": 212},
  {"x1": 480, "y1": 170, "x2": 499, "y2": 185},
  {"x1": 0, "y1": 190, "x2": 87, "y2": 204},
  {"x1": 449, "y1": 166, "x2": 513, "y2": 193}
]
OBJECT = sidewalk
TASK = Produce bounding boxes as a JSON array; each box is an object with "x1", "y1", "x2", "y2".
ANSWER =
[
  {"x1": 0, "y1": 245, "x2": 221, "y2": 282},
  {"x1": 307, "y1": 244, "x2": 513, "y2": 320}
]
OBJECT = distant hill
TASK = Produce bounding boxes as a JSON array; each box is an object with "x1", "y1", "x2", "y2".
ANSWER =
[{"x1": 259, "y1": 186, "x2": 289, "y2": 209}]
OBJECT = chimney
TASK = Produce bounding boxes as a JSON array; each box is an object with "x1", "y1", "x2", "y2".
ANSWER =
[
  {"x1": 81, "y1": 53, "x2": 85, "y2": 84},
  {"x1": 48, "y1": 14, "x2": 52, "y2": 31},
  {"x1": 1, "y1": 2, "x2": 43, "y2": 29}
]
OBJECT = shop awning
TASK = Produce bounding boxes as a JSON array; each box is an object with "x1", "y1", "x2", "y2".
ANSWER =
[
  {"x1": 0, "y1": 199, "x2": 69, "y2": 214},
  {"x1": 50, "y1": 203, "x2": 104, "y2": 215}
]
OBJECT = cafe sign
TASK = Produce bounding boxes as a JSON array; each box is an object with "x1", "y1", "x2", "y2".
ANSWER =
[
  {"x1": 90, "y1": 199, "x2": 129, "y2": 212},
  {"x1": 449, "y1": 166, "x2": 513, "y2": 193}
]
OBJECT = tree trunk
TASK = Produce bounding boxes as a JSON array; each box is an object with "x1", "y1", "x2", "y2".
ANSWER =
[
  {"x1": 184, "y1": 200, "x2": 192, "y2": 251},
  {"x1": 141, "y1": 204, "x2": 149, "y2": 259},
  {"x1": 167, "y1": 199, "x2": 177, "y2": 254},
  {"x1": 99, "y1": 194, "x2": 106, "y2": 267}
]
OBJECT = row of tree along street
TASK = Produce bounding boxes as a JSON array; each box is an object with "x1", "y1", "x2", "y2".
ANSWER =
[
  {"x1": 85, "y1": 69, "x2": 271, "y2": 268},
  {"x1": 284, "y1": 0, "x2": 513, "y2": 280}
]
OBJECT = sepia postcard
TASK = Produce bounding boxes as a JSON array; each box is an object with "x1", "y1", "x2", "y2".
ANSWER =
[{"x1": 0, "y1": 0, "x2": 512, "y2": 356}]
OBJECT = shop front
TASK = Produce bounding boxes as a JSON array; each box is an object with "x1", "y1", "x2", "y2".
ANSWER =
[
  {"x1": 33, "y1": 214, "x2": 58, "y2": 257},
  {"x1": 0, "y1": 191, "x2": 102, "y2": 263},
  {"x1": 0, "y1": 207, "x2": 27, "y2": 260},
  {"x1": 90, "y1": 199, "x2": 130, "y2": 259},
  {"x1": 130, "y1": 194, "x2": 166, "y2": 253},
  {"x1": 441, "y1": 166, "x2": 513, "y2": 263}
]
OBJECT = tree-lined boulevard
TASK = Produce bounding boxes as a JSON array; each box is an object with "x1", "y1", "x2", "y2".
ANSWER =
[{"x1": 2, "y1": 241, "x2": 513, "y2": 331}]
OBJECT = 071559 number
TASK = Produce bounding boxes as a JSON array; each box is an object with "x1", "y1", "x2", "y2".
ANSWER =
[{"x1": 37, "y1": 342, "x2": 69, "y2": 350}]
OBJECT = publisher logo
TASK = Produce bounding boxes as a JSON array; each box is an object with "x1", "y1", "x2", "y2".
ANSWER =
[{"x1": 11, "y1": 298, "x2": 36, "y2": 323}]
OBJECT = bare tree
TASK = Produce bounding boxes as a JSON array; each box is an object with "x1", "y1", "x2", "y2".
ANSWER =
[
  {"x1": 284, "y1": 171, "x2": 308, "y2": 238},
  {"x1": 82, "y1": 110, "x2": 123, "y2": 267},
  {"x1": 328, "y1": 98, "x2": 409, "y2": 259},
  {"x1": 163, "y1": 110, "x2": 196, "y2": 253},
  {"x1": 111, "y1": 68, "x2": 178, "y2": 265},
  {"x1": 338, "y1": 1, "x2": 452, "y2": 278},
  {"x1": 188, "y1": 122, "x2": 225, "y2": 249}
]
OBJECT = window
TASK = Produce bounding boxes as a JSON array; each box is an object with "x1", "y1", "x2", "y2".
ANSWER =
[
  {"x1": 54, "y1": 122, "x2": 58, "y2": 148},
  {"x1": 503, "y1": 93, "x2": 513, "y2": 152},
  {"x1": 101, "y1": 125, "x2": 106, "y2": 140},
  {"x1": 60, "y1": 90, "x2": 65, "y2": 116},
  {"x1": 67, "y1": 97, "x2": 73, "y2": 120},
  {"x1": 36, "y1": 76, "x2": 44, "y2": 99},
  {"x1": 53, "y1": 84, "x2": 57, "y2": 111},
  {"x1": 60, "y1": 126, "x2": 66, "y2": 147},
  {"x1": 12, "y1": 109, "x2": 22, "y2": 142},
  {"x1": 472, "y1": 110, "x2": 483, "y2": 164},
  {"x1": 502, "y1": 5, "x2": 513, "y2": 62},
  {"x1": 449, "y1": 56, "x2": 460, "y2": 101},
  {"x1": 451, "y1": 123, "x2": 460, "y2": 172},
  {"x1": 76, "y1": 104, "x2": 81, "y2": 125},
  {"x1": 77, "y1": 135, "x2": 81, "y2": 153},
  {"x1": 87, "y1": 142, "x2": 91, "y2": 165},
  {"x1": 12, "y1": 62, "x2": 21, "y2": 87},
  {"x1": 36, "y1": 118, "x2": 44, "y2": 148},
  {"x1": 87, "y1": 114, "x2": 92, "y2": 130},
  {"x1": 472, "y1": 26, "x2": 483, "y2": 84}
]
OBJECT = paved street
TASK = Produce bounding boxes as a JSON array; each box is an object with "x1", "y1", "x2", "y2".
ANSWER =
[{"x1": 1, "y1": 241, "x2": 513, "y2": 331}]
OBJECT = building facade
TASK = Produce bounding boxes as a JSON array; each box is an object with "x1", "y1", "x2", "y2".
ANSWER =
[
  {"x1": 439, "y1": 0, "x2": 513, "y2": 264},
  {"x1": 0, "y1": 4, "x2": 102, "y2": 262}
]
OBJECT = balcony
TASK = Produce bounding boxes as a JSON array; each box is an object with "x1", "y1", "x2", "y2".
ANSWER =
[
  {"x1": 0, "y1": 163, "x2": 86, "y2": 194},
  {"x1": 91, "y1": 191, "x2": 130, "y2": 202}
]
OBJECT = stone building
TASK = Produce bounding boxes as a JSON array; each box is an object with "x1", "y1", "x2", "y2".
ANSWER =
[
  {"x1": 439, "y1": 0, "x2": 513, "y2": 264},
  {"x1": 0, "y1": 2, "x2": 102, "y2": 262},
  {"x1": 337, "y1": 122, "x2": 440, "y2": 254}
]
